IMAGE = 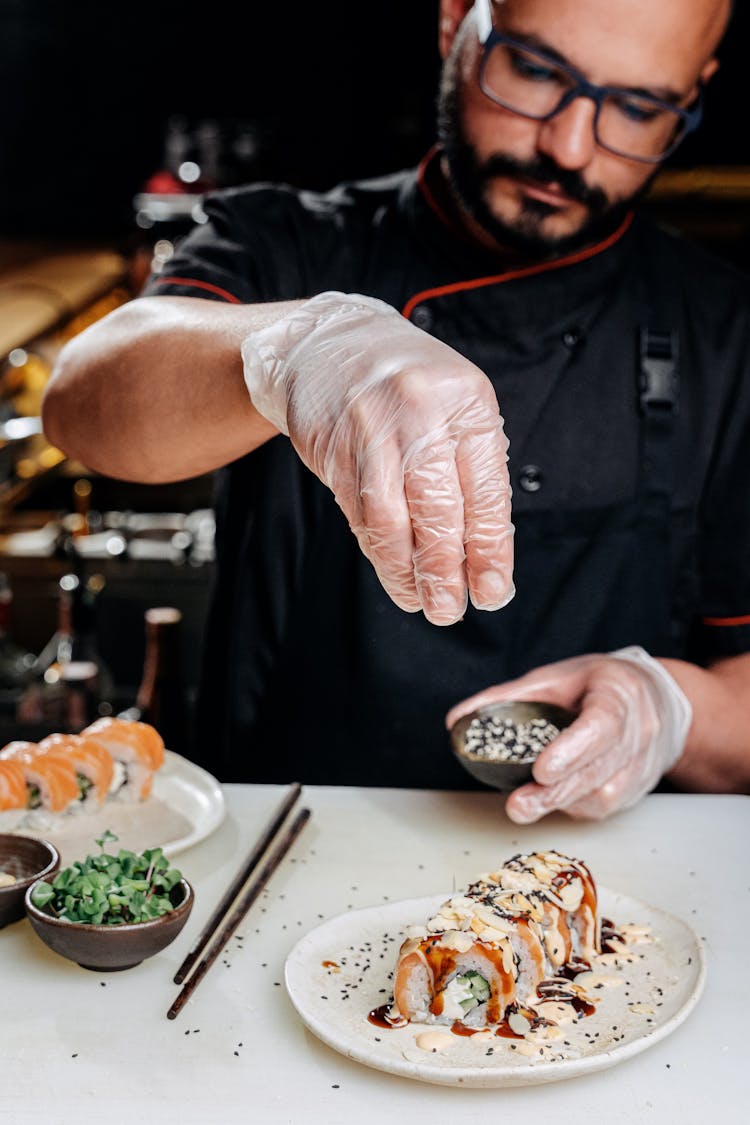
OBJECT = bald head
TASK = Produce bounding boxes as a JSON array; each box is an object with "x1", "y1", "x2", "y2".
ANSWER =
[
  {"x1": 460, "y1": 0, "x2": 733, "y2": 90},
  {"x1": 689, "y1": 0, "x2": 732, "y2": 58}
]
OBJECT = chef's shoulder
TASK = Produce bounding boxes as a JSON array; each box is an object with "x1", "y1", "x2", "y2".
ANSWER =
[
  {"x1": 212, "y1": 170, "x2": 410, "y2": 249},
  {"x1": 639, "y1": 212, "x2": 750, "y2": 321},
  {"x1": 144, "y1": 168, "x2": 414, "y2": 303}
]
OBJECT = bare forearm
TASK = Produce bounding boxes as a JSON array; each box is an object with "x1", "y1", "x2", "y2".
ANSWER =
[
  {"x1": 660, "y1": 653, "x2": 750, "y2": 793},
  {"x1": 42, "y1": 295, "x2": 301, "y2": 483}
]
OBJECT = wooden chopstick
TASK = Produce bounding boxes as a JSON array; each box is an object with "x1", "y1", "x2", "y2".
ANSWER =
[
  {"x1": 167, "y1": 804, "x2": 311, "y2": 1020},
  {"x1": 173, "y1": 782, "x2": 302, "y2": 986}
]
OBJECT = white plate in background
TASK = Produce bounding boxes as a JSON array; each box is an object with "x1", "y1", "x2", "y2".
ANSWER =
[{"x1": 1, "y1": 750, "x2": 225, "y2": 863}]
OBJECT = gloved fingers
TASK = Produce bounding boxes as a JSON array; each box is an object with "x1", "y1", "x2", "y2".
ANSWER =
[
  {"x1": 404, "y1": 438, "x2": 469, "y2": 626},
  {"x1": 563, "y1": 756, "x2": 656, "y2": 819},
  {"x1": 530, "y1": 688, "x2": 633, "y2": 784},
  {"x1": 356, "y1": 443, "x2": 423, "y2": 613},
  {"x1": 505, "y1": 739, "x2": 633, "y2": 823},
  {"x1": 455, "y1": 422, "x2": 515, "y2": 611},
  {"x1": 444, "y1": 655, "x2": 597, "y2": 731},
  {"x1": 310, "y1": 398, "x2": 422, "y2": 613}
]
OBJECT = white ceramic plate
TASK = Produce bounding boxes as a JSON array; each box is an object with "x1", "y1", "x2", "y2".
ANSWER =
[
  {"x1": 152, "y1": 750, "x2": 226, "y2": 856},
  {"x1": 0, "y1": 751, "x2": 225, "y2": 863},
  {"x1": 284, "y1": 889, "x2": 705, "y2": 1088}
]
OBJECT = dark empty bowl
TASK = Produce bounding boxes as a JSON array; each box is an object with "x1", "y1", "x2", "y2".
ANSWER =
[
  {"x1": 24, "y1": 877, "x2": 194, "y2": 971},
  {"x1": 450, "y1": 700, "x2": 578, "y2": 791},
  {"x1": 0, "y1": 835, "x2": 60, "y2": 929}
]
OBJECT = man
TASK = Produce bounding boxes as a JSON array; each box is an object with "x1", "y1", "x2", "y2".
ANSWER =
[{"x1": 42, "y1": 0, "x2": 750, "y2": 822}]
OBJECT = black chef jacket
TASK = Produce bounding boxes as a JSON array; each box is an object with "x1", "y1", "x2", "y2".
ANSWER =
[{"x1": 144, "y1": 149, "x2": 750, "y2": 787}]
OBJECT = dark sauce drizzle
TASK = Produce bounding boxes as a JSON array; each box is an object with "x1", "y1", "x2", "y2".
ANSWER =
[
  {"x1": 369, "y1": 974, "x2": 597, "y2": 1034},
  {"x1": 367, "y1": 1004, "x2": 408, "y2": 1029},
  {"x1": 600, "y1": 917, "x2": 626, "y2": 954}
]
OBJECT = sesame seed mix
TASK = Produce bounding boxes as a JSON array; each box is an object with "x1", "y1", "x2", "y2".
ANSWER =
[{"x1": 463, "y1": 715, "x2": 561, "y2": 762}]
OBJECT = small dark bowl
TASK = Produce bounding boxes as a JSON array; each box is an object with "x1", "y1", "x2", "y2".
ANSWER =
[
  {"x1": 450, "y1": 700, "x2": 578, "y2": 791},
  {"x1": 0, "y1": 835, "x2": 60, "y2": 929},
  {"x1": 24, "y1": 877, "x2": 194, "y2": 971}
]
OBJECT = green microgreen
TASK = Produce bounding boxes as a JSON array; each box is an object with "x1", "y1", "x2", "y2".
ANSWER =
[{"x1": 30, "y1": 831, "x2": 183, "y2": 925}]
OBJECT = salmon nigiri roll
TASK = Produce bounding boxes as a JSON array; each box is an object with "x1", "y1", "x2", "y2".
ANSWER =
[
  {"x1": 0, "y1": 740, "x2": 39, "y2": 762},
  {"x1": 37, "y1": 732, "x2": 115, "y2": 808},
  {"x1": 132, "y1": 721, "x2": 165, "y2": 771},
  {"x1": 0, "y1": 742, "x2": 79, "y2": 814},
  {"x1": 0, "y1": 758, "x2": 27, "y2": 811},
  {"x1": 81, "y1": 717, "x2": 164, "y2": 802}
]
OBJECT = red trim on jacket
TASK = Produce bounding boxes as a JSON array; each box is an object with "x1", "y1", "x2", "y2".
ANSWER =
[
  {"x1": 702, "y1": 614, "x2": 750, "y2": 627},
  {"x1": 415, "y1": 144, "x2": 455, "y2": 232},
  {"x1": 151, "y1": 276, "x2": 243, "y2": 304},
  {"x1": 401, "y1": 210, "x2": 634, "y2": 320}
]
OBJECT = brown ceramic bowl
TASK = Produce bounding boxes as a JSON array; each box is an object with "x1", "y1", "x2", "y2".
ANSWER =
[
  {"x1": 0, "y1": 835, "x2": 60, "y2": 929},
  {"x1": 24, "y1": 876, "x2": 194, "y2": 971},
  {"x1": 450, "y1": 700, "x2": 578, "y2": 791}
]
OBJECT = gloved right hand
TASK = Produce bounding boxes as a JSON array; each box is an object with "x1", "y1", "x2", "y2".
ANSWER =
[
  {"x1": 445, "y1": 646, "x2": 692, "y2": 822},
  {"x1": 241, "y1": 291, "x2": 514, "y2": 626}
]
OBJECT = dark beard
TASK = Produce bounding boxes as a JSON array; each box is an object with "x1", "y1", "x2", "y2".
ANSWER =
[{"x1": 436, "y1": 67, "x2": 654, "y2": 259}]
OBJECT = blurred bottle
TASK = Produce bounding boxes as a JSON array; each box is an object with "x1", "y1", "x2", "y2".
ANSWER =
[
  {"x1": 122, "y1": 607, "x2": 189, "y2": 756},
  {"x1": 17, "y1": 571, "x2": 114, "y2": 733},
  {"x1": 0, "y1": 573, "x2": 36, "y2": 709},
  {"x1": 71, "y1": 478, "x2": 92, "y2": 538}
]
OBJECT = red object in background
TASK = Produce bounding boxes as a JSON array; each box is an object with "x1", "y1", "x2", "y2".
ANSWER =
[{"x1": 143, "y1": 169, "x2": 189, "y2": 195}]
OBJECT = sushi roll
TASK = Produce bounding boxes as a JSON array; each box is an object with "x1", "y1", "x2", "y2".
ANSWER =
[
  {"x1": 37, "y1": 732, "x2": 115, "y2": 808},
  {"x1": 0, "y1": 741, "x2": 80, "y2": 815},
  {"x1": 389, "y1": 850, "x2": 602, "y2": 1030},
  {"x1": 394, "y1": 927, "x2": 517, "y2": 1026},
  {"x1": 81, "y1": 717, "x2": 165, "y2": 802},
  {"x1": 131, "y1": 720, "x2": 165, "y2": 771},
  {"x1": 0, "y1": 757, "x2": 31, "y2": 830},
  {"x1": 0, "y1": 758, "x2": 27, "y2": 811},
  {"x1": 489, "y1": 851, "x2": 600, "y2": 964}
]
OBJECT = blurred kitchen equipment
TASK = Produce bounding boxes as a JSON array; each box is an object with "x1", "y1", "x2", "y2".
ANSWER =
[
  {"x1": 0, "y1": 248, "x2": 129, "y2": 514},
  {"x1": 0, "y1": 571, "x2": 35, "y2": 708},
  {"x1": 17, "y1": 570, "x2": 114, "y2": 732},
  {"x1": 0, "y1": 416, "x2": 42, "y2": 442}
]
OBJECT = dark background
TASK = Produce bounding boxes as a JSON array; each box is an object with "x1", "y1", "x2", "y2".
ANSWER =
[{"x1": 0, "y1": 0, "x2": 748, "y2": 242}]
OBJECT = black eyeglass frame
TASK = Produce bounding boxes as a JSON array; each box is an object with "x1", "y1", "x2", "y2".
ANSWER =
[{"x1": 475, "y1": 0, "x2": 703, "y2": 164}]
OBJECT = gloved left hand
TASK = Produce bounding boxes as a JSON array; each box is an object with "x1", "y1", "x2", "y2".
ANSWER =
[{"x1": 445, "y1": 646, "x2": 692, "y2": 821}]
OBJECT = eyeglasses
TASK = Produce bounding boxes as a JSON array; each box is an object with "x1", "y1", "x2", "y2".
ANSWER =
[{"x1": 474, "y1": 0, "x2": 702, "y2": 163}]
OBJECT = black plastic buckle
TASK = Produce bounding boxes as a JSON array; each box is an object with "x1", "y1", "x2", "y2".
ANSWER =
[{"x1": 639, "y1": 328, "x2": 678, "y2": 414}]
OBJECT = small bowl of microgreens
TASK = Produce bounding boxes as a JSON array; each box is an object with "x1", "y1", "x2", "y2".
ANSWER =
[{"x1": 24, "y1": 830, "x2": 194, "y2": 971}]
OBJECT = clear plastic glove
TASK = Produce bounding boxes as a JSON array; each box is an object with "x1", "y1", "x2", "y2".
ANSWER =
[
  {"x1": 241, "y1": 291, "x2": 514, "y2": 625},
  {"x1": 445, "y1": 646, "x2": 692, "y2": 821}
]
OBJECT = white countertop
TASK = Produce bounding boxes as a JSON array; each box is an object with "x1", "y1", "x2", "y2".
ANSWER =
[{"x1": 2, "y1": 786, "x2": 748, "y2": 1124}]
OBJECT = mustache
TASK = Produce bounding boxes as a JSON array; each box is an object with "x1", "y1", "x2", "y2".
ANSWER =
[{"x1": 479, "y1": 152, "x2": 609, "y2": 212}]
